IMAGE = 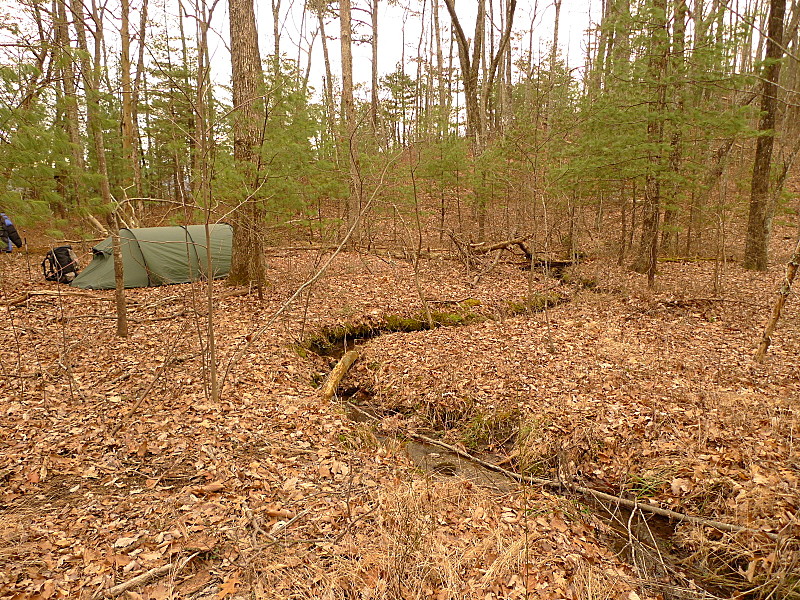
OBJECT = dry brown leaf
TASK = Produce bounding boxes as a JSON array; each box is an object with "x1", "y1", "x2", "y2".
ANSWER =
[
  {"x1": 177, "y1": 568, "x2": 211, "y2": 595},
  {"x1": 215, "y1": 575, "x2": 240, "y2": 599},
  {"x1": 195, "y1": 481, "x2": 225, "y2": 494}
]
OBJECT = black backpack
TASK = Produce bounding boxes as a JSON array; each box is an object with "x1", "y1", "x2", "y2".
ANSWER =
[{"x1": 42, "y1": 246, "x2": 80, "y2": 284}]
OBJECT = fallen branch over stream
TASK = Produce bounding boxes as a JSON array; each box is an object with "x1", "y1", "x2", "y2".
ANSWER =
[
  {"x1": 344, "y1": 401, "x2": 779, "y2": 541},
  {"x1": 320, "y1": 351, "x2": 359, "y2": 401}
]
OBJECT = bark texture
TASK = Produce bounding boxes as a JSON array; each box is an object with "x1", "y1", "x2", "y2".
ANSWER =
[
  {"x1": 227, "y1": 0, "x2": 267, "y2": 286},
  {"x1": 744, "y1": 0, "x2": 786, "y2": 270}
]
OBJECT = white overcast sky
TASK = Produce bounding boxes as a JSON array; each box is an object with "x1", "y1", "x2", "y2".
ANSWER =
[
  {"x1": 0, "y1": 0, "x2": 599, "y2": 103},
  {"x1": 201, "y1": 0, "x2": 600, "y2": 99}
]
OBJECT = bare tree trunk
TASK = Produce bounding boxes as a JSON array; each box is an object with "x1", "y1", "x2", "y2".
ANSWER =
[
  {"x1": 272, "y1": 0, "x2": 282, "y2": 70},
  {"x1": 543, "y1": 0, "x2": 561, "y2": 130},
  {"x1": 590, "y1": 0, "x2": 613, "y2": 95},
  {"x1": 227, "y1": 0, "x2": 267, "y2": 286},
  {"x1": 443, "y1": 0, "x2": 516, "y2": 241},
  {"x1": 661, "y1": 0, "x2": 687, "y2": 255},
  {"x1": 131, "y1": 0, "x2": 149, "y2": 199},
  {"x1": 370, "y1": 0, "x2": 380, "y2": 135},
  {"x1": 112, "y1": 225, "x2": 128, "y2": 338},
  {"x1": 313, "y1": 1, "x2": 336, "y2": 156},
  {"x1": 193, "y1": 0, "x2": 216, "y2": 214},
  {"x1": 413, "y1": 0, "x2": 428, "y2": 141},
  {"x1": 443, "y1": 0, "x2": 485, "y2": 147},
  {"x1": 340, "y1": 0, "x2": 361, "y2": 246},
  {"x1": 55, "y1": 0, "x2": 85, "y2": 204},
  {"x1": 432, "y1": 0, "x2": 446, "y2": 136},
  {"x1": 744, "y1": 0, "x2": 786, "y2": 270},
  {"x1": 120, "y1": 0, "x2": 138, "y2": 203},
  {"x1": 69, "y1": 0, "x2": 113, "y2": 209}
]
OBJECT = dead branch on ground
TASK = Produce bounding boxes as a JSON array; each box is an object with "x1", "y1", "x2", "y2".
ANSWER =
[
  {"x1": 96, "y1": 552, "x2": 199, "y2": 598},
  {"x1": 321, "y1": 351, "x2": 359, "y2": 400},
  {"x1": 756, "y1": 236, "x2": 800, "y2": 362},
  {"x1": 345, "y1": 402, "x2": 779, "y2": 541}
]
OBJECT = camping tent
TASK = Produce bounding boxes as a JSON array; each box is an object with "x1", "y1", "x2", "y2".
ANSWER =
[{"x1": 71, "y1": 224, "x2": 233, "y2": 289}]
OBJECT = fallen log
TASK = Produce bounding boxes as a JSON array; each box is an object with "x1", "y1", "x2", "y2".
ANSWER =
[
  {"x1": 469, "y1": 237, "x2": 531, "y2": 259},
  {"x1": 320, "y1": 351, "x2": 359, "y2": 401}
]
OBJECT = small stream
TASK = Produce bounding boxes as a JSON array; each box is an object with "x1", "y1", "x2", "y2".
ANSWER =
[
  {"x1": 343, "y1": 396, "x2": 729, "y2": 600},
  {"x1": 303, "y1": 277, "x2": 757, "y2": 599}
]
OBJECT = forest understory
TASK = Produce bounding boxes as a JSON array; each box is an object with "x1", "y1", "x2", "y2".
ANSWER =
[{"x1": 1, "y1": 222, "x2": 799, "y2": 600}]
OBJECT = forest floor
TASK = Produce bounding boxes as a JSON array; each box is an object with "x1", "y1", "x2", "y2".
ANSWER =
[{"x1": 1, "y1": 232, "x2": 799, "y2": 600}]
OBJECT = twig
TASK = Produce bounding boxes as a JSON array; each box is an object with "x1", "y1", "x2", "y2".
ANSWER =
[
  {"x1": 344, "y1": 402, "x2": 779, "y2": 541},
  {"x1": 61, "y1": 311, "x2": 187, "y2": 323},
  {"x1": 428, "y1": 297, "x2": 479, "y2": 305},
  {"x1": 755, "y1": 235, "x2": 800, "y2": 362},
  {"x1": 332, "y1": 504, "x2": 378, "y2": 544},
  {"x1": 219, "y1": 151, "x2": 402, "y2": 395},
  {"x1": 109, "y1": 347, "x2": 197, "y2": 436},
  {"x1": 258, "y1": 509, "x2": 314, "y2": 550},
  {"x1": 272, "y1": 508, "x2": 311, "y2": 537}
]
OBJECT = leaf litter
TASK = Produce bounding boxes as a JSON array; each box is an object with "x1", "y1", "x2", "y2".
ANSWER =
[{"x1": 0, "y1": 246, "x2": 798, "y2": 599}]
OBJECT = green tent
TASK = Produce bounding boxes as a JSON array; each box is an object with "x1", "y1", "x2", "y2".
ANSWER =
[{"x1": 71, "y1": 224, "x2": 233, "y2": 290}]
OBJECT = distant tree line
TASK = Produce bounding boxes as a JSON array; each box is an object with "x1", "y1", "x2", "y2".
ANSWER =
[{"x1": 1, "y1": 0, "x2": 797, "y2": 285}]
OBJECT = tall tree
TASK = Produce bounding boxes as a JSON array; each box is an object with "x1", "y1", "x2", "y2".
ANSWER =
[
  {"x1": 431, "y1": 0, "x2": 447, "y2": 136},
  {"x1": 309, "y1": 0, "x2": 336, "y2": 156},
  {"x1": 443, "y1": 0, "x2": 486, "y2": 147},
  {"x1": 542, "y1": 0, "x2": 561, "y2": 130},
  {"x1": 120, "y1": 0, "x2": 139, "y2": 201},
  {"x1": 227, "y1": 0, "x2": 267, "y2": 286},
  {"x1": 370, "y1": 0, "x2": 380, "y2": 134},
  {"x1": 54, "y1": 0, "x2": 85, "y2": 205},
  {"x1": 744, "y1": 0, "x2": 786, "y2": 270},
  {"x1": 272, "y1": 0, "x2": 282, "y2": 70},
  {"x1": 661, "y1": 0, "x2": 688, "y2": 255},
  {"x1": 632, "y1": 0, "x2": 669, "y2": 287},
  {"x1": 443, "y1": 0, "x2": 517, "y2": 240},
  {"x1": 340, "y1": 0, "x2": 361, "y2": 244},
  {"x1": 68, "y1": 0, "x2": 115, "y2": 217}
]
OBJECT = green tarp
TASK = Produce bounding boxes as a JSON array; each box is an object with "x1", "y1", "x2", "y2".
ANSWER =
[{"x1": 71, "y1": 224, "x2": 233, "y2": 290}]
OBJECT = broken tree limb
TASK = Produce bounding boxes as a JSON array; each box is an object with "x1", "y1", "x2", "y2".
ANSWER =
[
  {"x1": 469, "y1": 237, "x2": 531, "y2": 258},
  {"x1": 86, "y1": 214, "x2": 109, "y2": 236},
  {"x1": 321, "y1": 351, "x2": 359, "y2": 401},
  {"x1": 344, "y1": 402, "x2": 779, "y2": 541},
  {"x1": 3, "y1": 290, "x2": 114, "y2": 306},
  {"x1": 98, "y1": 552, "x2": 199, "y2": 598},
  {"x1": 755, "y1": 236, "x2": 800, "y2": 362}
]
